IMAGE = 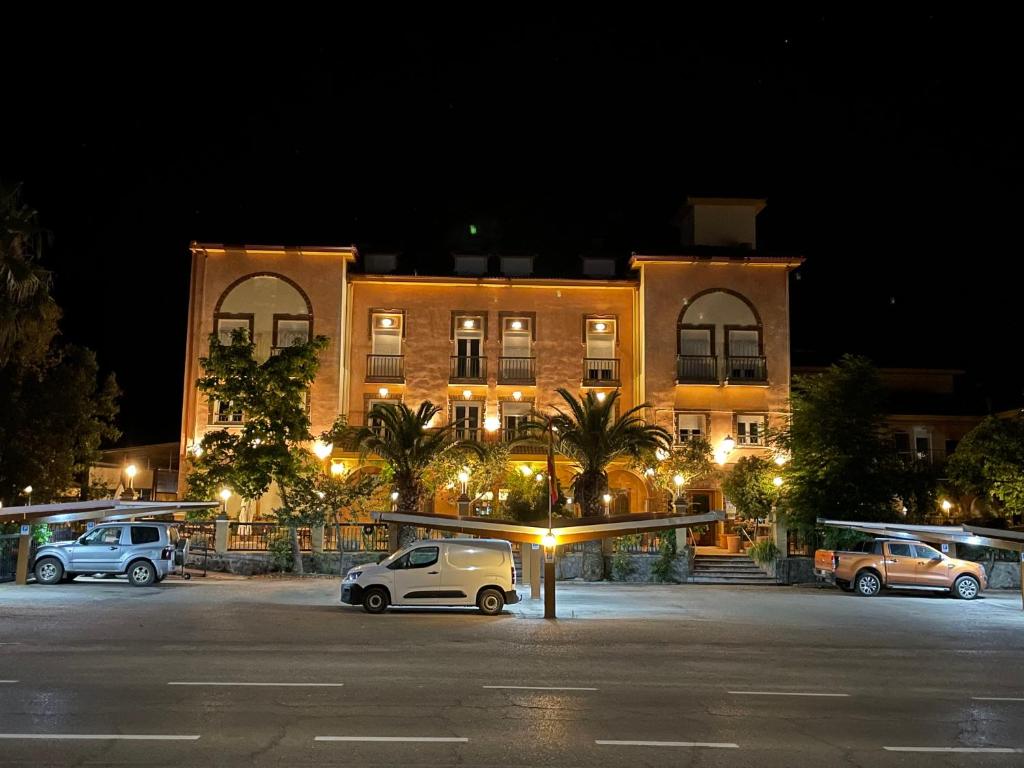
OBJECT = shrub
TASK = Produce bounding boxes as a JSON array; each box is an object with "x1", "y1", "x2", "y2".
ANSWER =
[
  {"x1": 268, "y1": 531, "x2": 294, "y2": 572},
  {"x1": 748, "y1": 539, "x2": 780, "y2": 566},
  {"x1": 651, "y1": 529, "x2": 678, "y2": 583}
]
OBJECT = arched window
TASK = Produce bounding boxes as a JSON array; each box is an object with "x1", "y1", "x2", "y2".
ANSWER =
[
  {"x1": 676, "y1": 290, "x2": 765, "y2": 383},
  {"x1": 214, "y1": 274, "x2": 313, "y2": 361}
]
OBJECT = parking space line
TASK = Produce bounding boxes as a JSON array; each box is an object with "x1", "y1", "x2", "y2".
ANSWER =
[
  {"x1": 315, "y1": 736, "x2": 468, "y2": 743},
  {"x1": 0, "y1": 681, "x2": 17, "y2": 684},
  {"x1": 0, "y1": 734, "x2": 200, "y2": 741},
  {"x1": 483, "y1": 685, "x2": 598, "y2": 691},
  {"x1": 972, "y1": 697, "x2": 1024, "y2": 702},
  {"x1": 884, "y1": 747, "x2": 1022, "y2": 753},
  {"x1": 168, "y1": 682, "x2": 344, "y2": 687},
  {"x1": 728, "y1": 691, "x2": 849, "y2": 697},
  {"x1": 597, "y1": 740, "x2": 739, "y2": 749}
]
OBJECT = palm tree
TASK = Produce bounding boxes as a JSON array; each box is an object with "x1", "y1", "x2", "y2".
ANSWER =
[
  {"x1": 348, "y1": 401, "x2": 481, "y2": 543},
  {"x1": 540, "y1": 388, "x2": 671, "y2": 517}
]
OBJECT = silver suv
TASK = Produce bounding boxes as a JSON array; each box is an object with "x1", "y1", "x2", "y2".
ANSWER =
[{"x1": 32, "y1": 522, "x2": 179, "y2": 587}]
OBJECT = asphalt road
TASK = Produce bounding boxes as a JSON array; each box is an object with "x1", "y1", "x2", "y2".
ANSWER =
[{"x1": 1, "y1": 576, "x2": 1022, "y2": 767}]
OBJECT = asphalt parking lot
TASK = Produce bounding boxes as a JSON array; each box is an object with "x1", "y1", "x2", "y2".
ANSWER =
[{"x1": 1, "y1": 577, "x2": 1022, "y2": 767}]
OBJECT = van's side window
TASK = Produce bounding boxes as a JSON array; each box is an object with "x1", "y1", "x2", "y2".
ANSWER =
[{"x1": 407, "y1": 547, "x2": 439, "y2": 569}]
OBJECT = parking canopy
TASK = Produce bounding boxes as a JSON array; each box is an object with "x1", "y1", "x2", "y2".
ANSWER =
[
  {"x1": 0, "y1": 499, "x2": 218, "y2": 526},
  {"x1": 817, "y1": 518, "x2": 1024, "y2": 553}
]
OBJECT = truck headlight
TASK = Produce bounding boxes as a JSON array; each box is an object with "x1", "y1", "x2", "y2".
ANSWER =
[{"x1": 344, "y1": 571, "x2": 363, "y2": 582}]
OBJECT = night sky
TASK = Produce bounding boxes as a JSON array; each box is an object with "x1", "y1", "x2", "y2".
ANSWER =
[{"x1": 5, "y1": 13, "x2": 1021, "y2": 445}]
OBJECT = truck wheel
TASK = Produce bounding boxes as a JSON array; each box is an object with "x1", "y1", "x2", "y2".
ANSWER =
[
  {"x1": 836, "y1": 579, "x2": 855, "y2": 592},
  {"x1": 127, "y1": 561, "x2": 156, "y2": 587},
  {"x1": 362, "y1": 587, "x2": 389, "y2": 614},
  {"x1": 854, "y1": 571, "x2": 882, "y2": 597},
  {"x1": 34, "y1": 557, "x2": 64, "y2": 585},
  {"x1": 477, "y1": 588, "x2": 505, "y2": 615},
  {"x1": 953, "y1": 575, "x2": 980, "y2": 600}
]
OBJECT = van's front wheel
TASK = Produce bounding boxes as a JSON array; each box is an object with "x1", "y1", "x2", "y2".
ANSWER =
[
  {"x1": 362, "y1": 587, "x2": 389, "y2": 614},
  {"x1": 477, "y1": 588, "x2": 505, "y2": 616}
]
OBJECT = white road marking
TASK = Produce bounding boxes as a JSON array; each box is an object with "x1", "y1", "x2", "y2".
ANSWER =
[
  {"x1": 0, "y1": 734, "x2": 200, "y2": 741},
  {"x1": 0, "y1": 681, "x2": 18, "y2": 684},
  {"x1": 972, "y1": 697, "x2": 1024, "y2": 702},
  {"x1": 168, "y1": 682, "x2": 344, "y2": 687},
  {"x1": 728, "y1": 691, "x2": 850, "y2": 697},
  {"x1": 315, "y1": 736, "x2": 468, "y2": 743},
  {"x1": 483, "y1": 685, "x2": 598, "y2": 691},
  {"x1": 596, "y1": 740, "x2": 739, "y2": 749},
  {"x1": 884, "y1": 747, "x2": 1022, "y2": 753}
]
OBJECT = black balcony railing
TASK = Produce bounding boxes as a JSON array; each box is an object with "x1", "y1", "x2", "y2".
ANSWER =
[
  {"x1": 676, "y1": 355, "x2": 718, "y2": 383},
  {"x1": 454, "y1": 426, "x2": 482, "y2": 442},
  {"x1": 366, "y1": 354, "x2": 405, "y2": 382},
  {"x1": 498, "y1": 356, "x2": 535, "y2": 383},
  {"x1": 450, "y1": 355, "x2": 487, "y2": 382},
  {"x1": 583, "y1": 357, "x2": 619, "y2": 384},
  {"x1": 725, "y1": 356, "x2": 768, "y2": 382}
]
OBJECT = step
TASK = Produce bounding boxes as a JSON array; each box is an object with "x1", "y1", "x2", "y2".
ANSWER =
[
  {"x1": 688, "y1": 576, "x2": 780, "y2": 585},
  {"x1": 694, "y1": 569, "x2": 768, "y2": 577}
]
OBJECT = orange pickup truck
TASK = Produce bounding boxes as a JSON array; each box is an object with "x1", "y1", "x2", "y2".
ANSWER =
[{"x1": 814, "y1": 538, "x2": 987, "y2": 599}]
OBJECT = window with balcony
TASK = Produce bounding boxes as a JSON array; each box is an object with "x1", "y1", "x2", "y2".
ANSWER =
[
  {"x1": 215, "y1": 274, "x2": 311, "y2": 361},
  {"x1": 366, "y1": 398, "x2": 397, "y2": 436},
  {"x1": 452, "y1": 314, "x2": 485, "y2": 382},
  {"x1": 368, "y1": 312, "x2": 404, "y2": 382},
  {"x1": 677, "y1": 326, "x2": 716, "y2": 383},
  {"x1": 726, "y1": 328, "x2": 766, "y2": 381},
  {"x1": 452, "y1": 400, "x2": 482, "y2": 441},
  {"x1": 584, "y1": 317, "x2": 618, "y2": 384},
  {"x1": 499, "y1": 315, "x2": 534, "y2": 383},
  {"x1": 501, "y1": 401, "x2": 532, "y2": 441},
  {"x1": 676, "y1": 290, "x2": 764, "y2": 384},
  {"x1": 675, "y1": 413, "x2": 706, "y2": 444},
  {"x1": 736, "y1": 414, "x2": 766, "y2": 446}
]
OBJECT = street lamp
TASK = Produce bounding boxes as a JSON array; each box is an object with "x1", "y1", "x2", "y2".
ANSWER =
[
  {"x1": 773, "y1": 476, "x2": 784, "y2": 488},
  {"x1": 219, "y1": 487, "x2": 231, "y2": 515},
  {"x1": 312, "y1": 441, "x2": 333, "y2": 460},
  {"x1": 542, "y1": 530, "x2": 557, "y2": 548},
  {"x1": 602, "y1": 492, "x2": 612, "y2": 516},
  {"x1": 596, "y1": 391, "x2": 607, "y2": 403},
  {"x1": 330, "y1": 461, "x2": 347, "y2": 477},
  {"x1": 390, "y1": 491, "x2": 399, "y2": 511},
  {"x1": 941, "y1": 499, "x2": 953, "y2": 513},
  {"x1": 484, "y1": 416, "x2": 501, "y2": 433},
  {"x1": 125, "y1": 464, "x2": 138, "y2": 491},
  {"x1": 22, "y1": 485, "x2": 33, "y2": 506},
  {"x1": 457, "y1": 470, "x2": 470, "y2": 495}
]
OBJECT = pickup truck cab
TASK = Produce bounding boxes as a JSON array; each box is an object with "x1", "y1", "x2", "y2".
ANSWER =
[
  {"x1": 341, "y1": 538, "x2": 520, "y2": 615},
  {"x1": 815, "y1": 538, "x2": 987, "y2": 599}
]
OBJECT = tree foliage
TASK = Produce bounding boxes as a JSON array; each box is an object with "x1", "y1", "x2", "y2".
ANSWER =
[
  {"x1": 631, "y1": 437, "x2": 716, "y2": 511},
  {"x1": 946, "y1": 415, "x2": 1024, "y2": 517},
  {"x1": 774, "y1": 355, "x2": 901, "y2": 529},
  {"x1": 720, "y1": 455, "x2": 779, "y2": 522},
  {"x1": 531, "y1": 388, "x2": 671, "y2": 517},
  {"x1": 0, "y1": 184, "x2": 120, "y2": 505}
]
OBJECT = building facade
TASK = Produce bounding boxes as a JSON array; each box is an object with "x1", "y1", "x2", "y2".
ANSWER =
[{"x1": 179, "y1": 200, "x2": 801, "y2": 538}]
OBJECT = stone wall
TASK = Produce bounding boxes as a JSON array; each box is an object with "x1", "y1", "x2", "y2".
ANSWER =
[
  {"x1": 769, "y1": 557, "x2": 816, "y2": 585},
  {"x1": 555, "y1": 550, "x2": 692, "y2": 583},
  {"x1": 984, "y1": 561, "x2": 1021, "y2": 590},
  {"x1": 186, "y1": 551, "x2": 381, "y2": 577}
]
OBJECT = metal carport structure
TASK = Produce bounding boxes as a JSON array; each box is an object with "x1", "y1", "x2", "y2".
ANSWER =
[
  {"x1": 0, "y1": 500, "x2": 218, "y2": 585},
  {"x1": 818, "y1": 518, "x2": 1024, "y2": 610}
]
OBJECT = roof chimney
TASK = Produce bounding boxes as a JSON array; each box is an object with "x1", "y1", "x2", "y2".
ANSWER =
[{"x1": 677, "y1": 197, "x2": 766, "y2": 249}]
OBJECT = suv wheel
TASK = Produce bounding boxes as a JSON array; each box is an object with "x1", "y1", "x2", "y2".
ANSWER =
[
  {"x1": 128, "y1": 561, "x2": 156, "y2": 587},
  {"x1": 854, "y1": 571, "x2": 882, "y2": 597},
  {"x1": 477, "y1": 588, "x2": 505, "y2": 616},
  {"x1": 362, "y1": 587, "x2": 389, "y2": 614},
  {"x1": 953, "y1": 575, "x2": 980, "y2": 600},
  {"x1": 34, "y1": 557, "x2": 64, "y2": 585}
]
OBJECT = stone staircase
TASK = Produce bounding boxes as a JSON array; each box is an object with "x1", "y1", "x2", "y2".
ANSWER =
[{"x1": 689, "y1": 554, "x2": 778, "y2": 585}]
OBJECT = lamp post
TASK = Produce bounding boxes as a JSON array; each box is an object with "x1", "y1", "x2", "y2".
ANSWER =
[
  {"x1": 672, "y1": 473, "x2": 686, "y2": 515},
  {"x1": 22, "y1": 485, "x2": 33, "y2": 506},
  {"x1": 602, "y1": 492, "x2": 612, "y2": 516},
  {"x1": 457, "y1": 470, "x2": 471, "y2": 516},
  {"x1": 390, "y1": 491, "x2": 399, "y2": 512},
  {"x1": 122, "y1": 464, "x2": 139, "y2": 501},
  {"x1": 218, "y1": 487, "x2": 231, "y2": 516}
]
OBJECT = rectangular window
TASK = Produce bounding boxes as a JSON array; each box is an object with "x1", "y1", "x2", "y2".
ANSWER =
[
  {"x1": 214, "y1": 399, "x2": 244, "y2": 424},
  {"x1": 585, "y1": 318, "x2": 615, "y2": 359},
  {"x1": 736, "y1": 414, "x2": 765, "y2": 446},
  {"x1": 894, "y1": 430, "x2": 911, "y2": 457},
  {"x1": 216, "y1": 316, "x2": 251, "y2": 344},
  {"x1": 727, "y1": 329, "x2": 760, "y2": 357},
  {"x1": 367, "y1": 398, "x2": 396, "y2": 436},
  {"x1": 502, "y1": 317, "x2": 532, "y2": 357},
  {"x1": 502, "y1": 401, "x2": 532, "y2": 440},
  {"x1": 274, "y1": 317, "x2": 310, "y2": 349},
  {"x1": 679, "y1": 328, "x2": 712, "y2": 356},
  {"x1": 452, "y1": 401, "x2": 482, "y2": 440},
  {"x1": 130, "y1": 526, "x2": 161, "y2": 545},
  {"x1": 675, "y1": 413, "x2": 705, "y2": 443},
  {"x1": 371, "y1": 313, "x2": 403, "y2": 356},
  {"x1": 914, "y1": 428, "x2": 932, "y2": 461}
]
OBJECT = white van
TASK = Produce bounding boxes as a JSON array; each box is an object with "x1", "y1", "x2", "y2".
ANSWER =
[{"x1": 341, "y1": 539, "x2": 520, "y2": 615}]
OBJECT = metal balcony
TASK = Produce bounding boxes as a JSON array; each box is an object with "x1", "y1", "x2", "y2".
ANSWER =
[
  {"x1": 676, "y1": 355, "x2": 718, "y2": 384},
  {"x1": 582, "y1": 357, "x2": 620, "y2": 386}
]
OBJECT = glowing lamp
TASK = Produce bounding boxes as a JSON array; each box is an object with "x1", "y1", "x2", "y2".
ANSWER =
[
  {"x1": 593, "y1": 322, "x2": 607, "y2": 332},
  {"x1": 596, "y1": 392, "x2": 607, "y2": 402},
  {"x1": 462, "y1": 390, "x2": 473, "y2": 400},
  {"x1": 512, "y1": 391, "x2": 522, "y2": 401},
  {"x1": 462, "y1": 319, "x2": 475, "y2": 329},
  {"x1": 23, "y1": 485, "x2": 33, "y2": 495},
  {"x1": 330, "y1": 461, "x2": 346, "y2": 477},
  {"x1": 484, "y1": 416, "x2": 501, "y2": 432},
  {"x1": 774, "y1": 453, "x2": 788, "y2": 466},
  {"x1": 519, "y1": 465, "x2": 533, "y2": 477},
  {"x1": 602, "y1": 493, "x2": 612, "y2": 504},
  {"x1": 312, "y1": 441, "x2": 333, "y2": 460},
  {"x1": 714, "y1": 450, "x2": 728, "y2": 466},
  {"x1": 542, "y1": 531, "x2": 557, "y2": 548},
  {"x1": 390, "y1": 491, "x2": 399, "y2": 502},
  {"x1": 510, "y1": 320, "x2": 523, "y2": 330},
  {"x1": 190, "y1": 443, "x2": 203, "y2": 458},
  {"x1": 673, "y1": 474, "x2": 685, "y2": 488},
  {"x1": 457, "y1": 471, "x2": 470, "y2": 484},
  {"x1": 219, "y1": 488, "x2": 232, "y2": 502},
  {"x1": 941, "y1": 499, "x2": 952, "y2": 512},
  {"x1": 535, "y1": 473, "x2": 543, "y2": 482},
  {"x1": 125, "y1": 464, "x2": 138, "y2": 479},
  {"x1": 565, "y1": 496, "x2": 573, "y2": 505},
  {"x1": 379, "y1": 317, "x2": 394, "y2": 327},
  {"x1": 773, "y1": 476, "x2": 784, "y2": 487},
  {"x1": 378, "y1": 387, "x2": 389, "y2": 397},
  {"x1": 722, "y1": 435, "x2": 736, "y2": 453}
]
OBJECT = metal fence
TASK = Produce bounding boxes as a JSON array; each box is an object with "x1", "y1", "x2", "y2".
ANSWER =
[
  {"x1": 180, "y1": 523, "x2": 215, "y2": 551},
  {"x1": 325, "y1": 523, "x2": 390, "y2": 552},
  {"x1": 0, "y1": 534, "x2": 18, "y2": 583},
  {"x1": 228, "y1": 523, "x2": 311, "y2": 551}
]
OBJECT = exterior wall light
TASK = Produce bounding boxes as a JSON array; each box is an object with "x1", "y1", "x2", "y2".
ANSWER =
[
  {"x1": 722, "y1": 435, "x2": 736, "y2": 453},
  {"x1": 512, "y1": 391, "x2": 522, "y2": 401},
  {"x1": 484, "y1": 416, "x2": 501, "y2": 432},
  {"x1": 596, "y1": 391, "x2": 607, "y2": 402},
  {"x1": 462, "y1": 390, "x2": 473, "y2": 400},
  {"x1": 378, "y1": 387, "x2": 389, "y2": 397},
  {"x1": 379, "y1": 317, "x2": 394, "y2": 327},
  {"x1": 593, "y1": 322, "x2": 607, "y2": 332},
  {"x1": 519, "y1": 465, "x2": 533, "y2": 477},
  {"x1": 510, "y1": 320, "x2": 523, "y2": 330},
  {"x1": 330, "y1": 461, "x2": 347, "y2": 477},
  {"x1": 463, "y1": 319, "x2": 475, "y2": 329}
]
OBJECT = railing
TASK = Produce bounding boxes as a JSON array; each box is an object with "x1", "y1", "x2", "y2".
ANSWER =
[
  {"x1": 449, "y1": 356, "x2": 487, "y2": 382},
  {"x1": 325, "y1": 523, "x2": 390, "y2": 552},
  {"x1": 498, "y1": 356, "x2": 535, "y2": 383},
  {"x1": 614, "y1": 532, "x2": 665, "y2": 554},
  {"x1": 180, "y1": 523, "x2": 215, "y2": 551},
  {"x1": 366, "y1": 354, "x2": 405, "y2": 382},
  {"x1": 676, "y1": 355, "x2": 718, "y2": 383},
  {"x1": 0, "y1": 534, "x2": 19, "y2": 583},
  {"x1": 228, "y1": 523, "x2": 312, "y2": 551},
  {"x1": 725, "y1": 356, "x2": 767, "y2": 382},
  {"x1": 582, "y1": 357, "x2": 620, "y2": 385},
  {"x1": 48, "y1": 523, "x2": 84, "y2": 543},
  {"x1": 454, "y1": 427, "x2": 482, "y2": 442},
  {"x1": 507, "y1": 437, "x2": 546, "y2": 455}
]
